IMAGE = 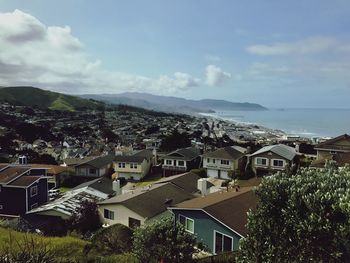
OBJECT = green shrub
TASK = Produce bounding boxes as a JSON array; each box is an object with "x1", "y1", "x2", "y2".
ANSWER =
[{"x1": 90, "y1": 224, "x2": 133, "y2": 255}]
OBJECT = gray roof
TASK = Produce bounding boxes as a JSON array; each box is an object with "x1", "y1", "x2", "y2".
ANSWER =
[
  {"x1": 99, "y1": 182, "x2": 194, "y2": 219},
  {"x1": 75, "y1": 155, "x2": 115, "y2": 169},
  {"x1": 115, "y1": 149, "x2": 152, "y2": 163},
  {"x1": 250, "y1": 144, "x2": 297, "y2": 161},
  {"x1": 164, "y1": 147, "x2": 200, "y2": 161},
  {"x1": 154, "y1": 172, "x2": 201, "y2": 194},
  {"x1": 73, "y1": 177, "x2": 115, "y2": 196},
  {"x1": 203, "y1": 146, "x2": 246, "y2": 160}
]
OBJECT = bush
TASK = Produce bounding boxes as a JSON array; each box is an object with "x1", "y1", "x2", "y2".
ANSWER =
[
  {"x1": 239, "y1": 164, "x2": 350, "y2": 262},
  {"x1": 90, "y1": 224, "x2": 133, "y2": 255},
  {"x1": 132, "y1": 217, "x2": 197, "y2": 263}
]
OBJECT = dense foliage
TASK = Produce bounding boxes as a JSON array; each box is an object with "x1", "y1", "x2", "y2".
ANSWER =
[
  {"x1": 68, "y1": 200, "x2": 101, "y2": 235},
  {"x1": 159, "y1": 130, "x2": 192, "y2": 152},
  {"x1": 90, "y1": 224, "x2": 133, "y2": 255},
  {"x1": 132, "y1": 217, "x2": 197, "y2": 263},
  {"x1": 239, "y1": 163, "x2": 350, "y2": 262}
]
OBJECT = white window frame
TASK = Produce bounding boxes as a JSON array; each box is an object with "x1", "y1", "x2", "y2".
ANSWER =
[
  {"x1": 130, "y1": 163, "x2": 138, "y2": 169},
  {"x1": 213, "y1": 230, "x2": 234, "y2": 254},
  {"x1": 255, "y1": 157, "x2": 268, "y2": 166},
  {"x1": 118, "y1": 162, "x2": 126, "y2": 168},
  {"x1": 221, "y1": 160, "x2": 229, "y2": 165},
  {"x1": 179, "y1": 214, "x2": 194, "y2": 233},
  {"x1": 165, "y1": 159, "x2": 172, "y2": 165},
  {"x1": 177, "y1": 160, "x2": 185, "y2": 167},
  {"x1": 207, "y1": 158, "x2": 210, "y2": 163},
  {"x1": 30, "y1": 185, "x2": 38, "y2": 197},
  {"x1": 271, "y1": 159, "x2": 285, "y2": 167},
  {"x1": 0, "y1": 205, "x2": 3, "y2": 210},
  {"x1": 104, "y1": 209, "x2": 115, "y2": 220}
]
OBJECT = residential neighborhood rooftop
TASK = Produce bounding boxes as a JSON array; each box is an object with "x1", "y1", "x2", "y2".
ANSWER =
[
  {"x1": 0, "y1": 166, "x2": 31, "y2": 184},
  {"x1": 99, "y1": 182, "x2": 194, "y2": 219},
  {"x1": 203, "y1": 146, "x2": 246, "y2": 160},
  {"x1": 250, "y1": 144, "x2": 297, "y2": 160}
]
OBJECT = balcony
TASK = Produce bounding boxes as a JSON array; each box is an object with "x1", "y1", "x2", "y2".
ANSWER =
[{"x1": 162, "y1": 165, "x2": 187, "y2": 171}]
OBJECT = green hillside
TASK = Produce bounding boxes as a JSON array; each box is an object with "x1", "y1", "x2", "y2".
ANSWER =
[{"x1": 0, "y1": 86, "x2": 105, "y2": 111}]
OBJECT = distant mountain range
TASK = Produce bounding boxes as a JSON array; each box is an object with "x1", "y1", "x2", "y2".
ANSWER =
[
  {"x1": 80, "y1": 92, "x2": 267, "y2": 113},
  {"x1": 0, "y1": 86, "x2": 104, "y2": 111}
]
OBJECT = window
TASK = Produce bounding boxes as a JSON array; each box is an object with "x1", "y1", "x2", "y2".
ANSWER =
[
  {"x1": 213, "y1": 159, "x2": 216, "y2": 164},
  {"x1": 30, "y1": 185, "x2": 38, "y2": 197},
  {"x1": 272, "y1": 159, "x2": 284, "y2": 167},
  {"x1": 207, "y1": 158, "x2": 210, "y2": 163},
  {"x1": 104, "y1": 209, "x2": 114, "y2": 220},
  {"x1": 214, "y1": 231, "x2": 233, "y2": 254},
  {"x1": 89, "y1": 168, "x2": 96, "y2": 174},
  {"x1": 221, "y1": 160, "x2": 229, "y2": 165},
  {"x1": 31, "y1": 203, "x2": 38, "y2": 210},
  {"x1": 130, "y1": 163, "x2": 138, "y2": 169},
  {"x1": 178, "y1": 160, "x2": 185, "y2": 166},
  {"x1": 256, "y1": 157, "x2": 267, "y2": 166},
  {"x1": 0, "y1": 205, "x2": 3, "y2": 210},
  {"x1": 118, "y1": 162, "x2": 126, "y2": 168},
  {"x1": 165, "y1": 160, "x2": 172, "y2": 165},
  {"x1": 128, "y1": 217, "x2": 141, "y2": 228},
  {"x1": 179, "y1": 215, "x2": 194, "y2": 233}
]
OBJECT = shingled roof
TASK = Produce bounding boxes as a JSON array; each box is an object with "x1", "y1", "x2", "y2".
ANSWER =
[
  {"x1": 115, "y1": 149, "x2": 153, "y2": 163},
  {"x1": 164, "y1": 147, "x2": 200, "y2": 161},
  {"x1": 314, "y1": 134, "x2": 350, "y2": 152},
  {"x1": 172, "y1": 187, "x2": 256, "y2": 236},
  {"x1": 75, "y1": 155, "x2": 115, "y2": 169},
  {"x1": 250, "y1": 144, "x2": 297, "y2": 161},
  {"x1": 154, "y1": 172, "x2": 201, "y2": 194},
  {"x1": 73, "y1": 177, "x2": 115, "y2": 196},
  {"x1": 203, "y1": 146, "x2": 246, "y2": 160},
  {"x1": 99, "y1": 182, "x2": 194, "y2": 219}
]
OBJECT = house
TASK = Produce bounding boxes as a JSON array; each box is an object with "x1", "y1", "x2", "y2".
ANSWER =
[
  {"x1": 311, "y1": 134, "x2": 350, "y2": 167},
  {"x1": 30, "y1": 164, "x2": 69, "y2": 189},
  {"x1": 74, "y1": 155, "x2": 114, "y2": 177},
  {"x1": 114, "y1": 150, "x2": 153, "y2": 181},
  {"x1": 162, "y1": 147, "x2": 201, "y2": 176},
  {"x1": 203, "y1": 146, "x2": 247, "y2": 180},
  {"x1": 0, "y1": 164, "x2": 49, "y2": 216},
  {"x1": 169, "y1": 187, "x2": 256, "y2": 254},
  {"x1": 28, "y1": 176, "x2": 115, "y2": 220},
  {"x1": 98, "y1": 172, "x2": 200, "y2": 228},
  {"x1": 249, "y1": 144, "x2": 298, "y2": 176}
]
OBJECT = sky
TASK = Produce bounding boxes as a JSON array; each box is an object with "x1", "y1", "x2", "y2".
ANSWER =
[{"x1": 0, "y1": 0, "x2": 350, "y2": 108}]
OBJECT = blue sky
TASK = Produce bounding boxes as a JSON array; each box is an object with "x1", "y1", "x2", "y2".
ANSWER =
[{"x1": 0, "y1": 0, "x2": 349, "y2": 108}]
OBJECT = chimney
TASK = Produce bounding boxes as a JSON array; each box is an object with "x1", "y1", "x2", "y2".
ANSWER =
[
  {"x1": 197, "y1": 178, "x2": 208, "y2": 196},
  {"x1": 18, "y1": 155, "x2": 28, "y2": 165},
  {"x1": 112, "y1": 179, "x2": 122, "y2": 195}
]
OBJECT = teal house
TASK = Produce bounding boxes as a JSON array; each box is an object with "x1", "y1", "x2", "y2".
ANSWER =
[{"x1": 169, "y1": 188, "x2": 256, "y2": 254}]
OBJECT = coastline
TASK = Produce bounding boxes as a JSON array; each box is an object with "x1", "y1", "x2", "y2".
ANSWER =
[{"x1": 197, "y1": 111, "x2": 288, "y2": 143}]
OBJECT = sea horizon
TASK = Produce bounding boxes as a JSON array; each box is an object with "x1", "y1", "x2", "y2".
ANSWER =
[{"x1": 203, "y1": 108, "x2": 350, "y2": 138}]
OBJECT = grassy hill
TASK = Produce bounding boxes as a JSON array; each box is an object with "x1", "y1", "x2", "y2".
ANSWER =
[
  {"x1": 0, "y1": 86, "x2": 105, "y2": 111},
  {"x1": 0, "y1": 227, "x2": 136, "y2": 262}
]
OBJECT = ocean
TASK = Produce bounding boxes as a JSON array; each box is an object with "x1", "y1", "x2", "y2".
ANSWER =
[{"x1": 206, "y1": 108, "x2": 350, "y2": 138}]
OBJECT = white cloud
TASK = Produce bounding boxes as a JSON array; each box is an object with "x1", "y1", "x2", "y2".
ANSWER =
[
  {"x1": 205, "y1": 65, "x2": 231, "y2": 86},
  {"x1": 246, "y1": 36, "x2": 348, "y2": 56},
  {"x1": 0, "y1": 9, "x2": 200, "y2": 94}
]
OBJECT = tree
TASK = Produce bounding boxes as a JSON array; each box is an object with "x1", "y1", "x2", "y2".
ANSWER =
[
  {"x1": 132, "y1": 217, "x2": 197, "y2": 263},
  {"x1": 159, "y1": 130, "x2": 191, "y2": 152},
  {"x1": 239, "y1": 164, "x2": 350, "y2": 262},
  {"x1": 90, "y1": 224, "x2": 133, "y2": 255},
  {"x1": 67, "y1": 200, "x2": 101, "y2": 235}
]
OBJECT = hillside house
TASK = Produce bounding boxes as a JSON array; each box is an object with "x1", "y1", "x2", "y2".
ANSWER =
[
  {"x1": 249, "y1": 144, "x2": 298, "y2": 176},
  {"x1": 0, "y1": 164, "x2": 49, "y2": 216},
  {"x1": 162, "y1": 147, "x2": 201, "y2": 176},
  {"x1": 203, "y1": 146, "x2": 247, "y2": 180}
]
